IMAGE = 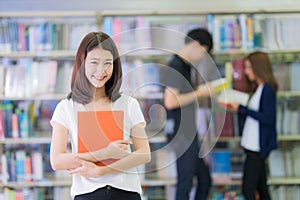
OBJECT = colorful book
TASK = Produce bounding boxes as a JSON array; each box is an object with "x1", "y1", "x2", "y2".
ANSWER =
[
  {"x1": 198, "y1": 78, "x2": 228, "y2": 94},
  {"x1": 77, "y1": 111, "x2": 124, "y2": 166}
]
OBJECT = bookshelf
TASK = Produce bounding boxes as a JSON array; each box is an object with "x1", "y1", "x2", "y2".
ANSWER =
[{"x1": 1, "y1": 9, "x2": 300, "y2": 200}]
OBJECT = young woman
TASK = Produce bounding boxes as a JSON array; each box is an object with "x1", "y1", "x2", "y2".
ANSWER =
[
  {"x1": 50, "y1": 31, "x2": 151, "y2": 200},
  {"x1": 231, "y1": 51, "x2": 278, "y2": 200}
]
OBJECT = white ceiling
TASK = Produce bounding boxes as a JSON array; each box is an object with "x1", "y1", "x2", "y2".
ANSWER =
[{"x1": 0, "y1": 0, "x2": 299, "y2": 12}]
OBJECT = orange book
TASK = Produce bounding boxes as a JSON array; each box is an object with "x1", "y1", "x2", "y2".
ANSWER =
[{"x1": 77, "y1": 111, "x2": 124, "y2": 166}]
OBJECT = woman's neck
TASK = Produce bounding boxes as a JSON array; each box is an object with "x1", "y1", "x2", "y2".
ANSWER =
[
  {"x1": 84, "y1": 88, "x2": 112, "y2": 110},
  {"x1": 93, "y1": 88, "x2": 107, "y2": 100}
]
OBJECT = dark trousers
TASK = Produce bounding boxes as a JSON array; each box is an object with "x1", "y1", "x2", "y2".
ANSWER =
[
  {"x1": 242, "y1": 149, "x2": 271, "y2": 200},
  {"x1": 74, "y1": 185, "x2": 141, "y2": 200},
  {"x1": 175, "y1": 139, "x2": 211, "y2": 200}
]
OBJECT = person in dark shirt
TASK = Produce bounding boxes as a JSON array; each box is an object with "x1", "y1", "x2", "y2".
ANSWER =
[{"x1": 161, "y1": 28, "x2": 213, "y2": 200}]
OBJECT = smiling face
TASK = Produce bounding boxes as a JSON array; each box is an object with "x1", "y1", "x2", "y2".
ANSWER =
[{"x1": 85, "y1": 47, "x2": 114, "y2": 88}]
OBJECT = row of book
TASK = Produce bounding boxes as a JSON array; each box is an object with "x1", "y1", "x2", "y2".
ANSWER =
[
  {"x1": 102, "y1": 14, "x2": 300, "y2": 53},
  {"x1": 0, "y1": 59, "x2": 73, "y2": 98},
  {"x1": 1, "y1": 150, "x2": 44, "y2": 183},
  {"x1": 226, "y1": 59, "x2": 300, "y2": 94},
  {"x1": 210, "y1": 190, "x2": 244, "y2": 200},
  {"x1": 261, "y1": 16, "x2": 300, "y2": 50},
  {"x1": 270, "y1": 186, "x2": 300, "y2": 200},
  {"x1": 0, "y1": 17, "x2": 97, "y2": 53},
  {"x1": 277, "y1": 96, "x2": 300, "y2": 135},
  {"x1": 0, "y1": 187, "x2": 70, "y2": 200},
  {"x1": 0, "y1": 55, "x2": 299, "y2": 99},
  {"x1": 269, "y1": 145, "x2": 300, "y2": 178},
  {"x1": 1, "y1": 14, "x2": 300, "y2": 54},
  {"x1": 0, "y1": 100, "x2": 58, "y2": 139},
  {"x1": 102, "y1": 14, "x2": 256, "y2": 53},
  {"x1": 0, "y1": 188, "x2": 47, "y2": 200},
  {"x1": 120, "y1": 59, "x2": 162, "y2": 97}
]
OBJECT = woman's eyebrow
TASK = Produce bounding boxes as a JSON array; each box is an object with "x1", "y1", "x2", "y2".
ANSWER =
[{"x1": 90, "y1": 58, "x2": 113, "y2": 61}]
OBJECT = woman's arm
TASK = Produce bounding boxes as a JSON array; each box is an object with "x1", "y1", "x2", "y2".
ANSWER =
[
  {"x1": 68, "y1": 122, "x2": 151, "y2": 177},
  {"x1": 164, "y1": 85, "x2": 210, "y2": 110},
  {"x1": 238, "y1": 85, "x2": 276, "y2": 125},
  {"x1": 50, "y1": 121, "x2": 131, "y2": 171}
]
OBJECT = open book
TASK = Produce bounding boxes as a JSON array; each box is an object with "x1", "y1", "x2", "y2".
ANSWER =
[
  {"x1": 77, "y1": 111, "x2": 124, "y2": 166},
  {"x1": 198, "y1": 78, "x2": 228, "y2": 94},
  {"x1": 217, "y1": 89, "x2": 250, "y2": 108}
]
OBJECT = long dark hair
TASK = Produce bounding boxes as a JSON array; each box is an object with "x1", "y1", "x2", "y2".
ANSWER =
[
  {"x1": 244, "y1": 51, "x2": 278, "y2": 93},
  {"x1": 67, "y1": 32, "x2": 122, "y2": 104}
]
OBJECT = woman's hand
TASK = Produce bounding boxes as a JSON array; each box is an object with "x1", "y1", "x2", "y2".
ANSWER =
[
  {"x1": 105, "y1": 140, "x2": 132, "y2": 159},
  {"x1": 92, "y1": 140, "x2": 132, "y2": 161},
  {"x1": 229, "y1": 102, "x2": 239, "y2": 112},
  {"x1": 68, "y1": 157, "x2": 101, "y2": 178}
]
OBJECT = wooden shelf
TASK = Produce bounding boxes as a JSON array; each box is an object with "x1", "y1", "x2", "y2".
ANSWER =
[
  {"x1": 0, "y1": 178, "x2": 176, "y2": 188},
  {"x1": 100, "y1": 9, "x2": 300, "y2": 16},
  {"x1": 0, "y1": 137, "x2": 52, "y2": 144},
  {"x1": 1, "y1": 49, "x2": 300, "y2": 59},
  {"x1": 277, "y1": 135, "x2": 300, "y2": 141},
  {"x1": 134, "y1": 92, "x2": 164, "y2": 100},
  {"x1": 0, "y1": 179, "x2": 72, "y2": 188},
  {"x1": 0, "y1": 11, "x2": 97, "y2": 17},
  {"x1": 277, "y1": 91, "x2": 300, "y2": 97},
  {"x1": 0, "y1": 51, "x2": 75, "y2": 58},
  {"x1": 1, "y1": 9, "x2": 300, "y2": 18},
  {"x1": 268, "y1": 177, "x2": 300, "y2": 185},
  {"x1": 141, "y1": 178, "x2": 176, "y2": 186},
  {"x1": 0, "y1": 93, "x2": 67, "y2": 101},
  {"x1": 213, "y1": 180, "x2": 241, "y2": 186},
  {"x1": 203, "y1": 136, "x2": 300, "y2": 142}
]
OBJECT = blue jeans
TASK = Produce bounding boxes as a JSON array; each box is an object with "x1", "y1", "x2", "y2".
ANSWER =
[
  {"x1": 74, "y1": 185, "x2": 141, "y2": 200},
  {"x1": 175, "y1": 139, "x2": 211, "y2": 200}
]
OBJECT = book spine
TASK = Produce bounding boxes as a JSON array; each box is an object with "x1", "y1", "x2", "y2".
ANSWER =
[{"x1": 11, "y1": 113, "x2": 19, "y2": 139}]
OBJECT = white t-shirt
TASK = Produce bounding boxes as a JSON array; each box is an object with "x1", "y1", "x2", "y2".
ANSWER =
[
  {"x1": 241, "y1": 84, "x2": 264, "y2": 152},
  {"x1": 50, "y1": 94, "x2": 146, "y2": 198}
]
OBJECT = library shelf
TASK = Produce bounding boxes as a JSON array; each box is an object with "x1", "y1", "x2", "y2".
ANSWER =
[
  {"x1": 0, "y1": 11, "x2": 97, "y2": 17},
  {"x1": 277, "y1": 135, "x2": 300, "y2": 141},
  {"x1": 0, "y1": 178, "x2": 176, "y2": 189},
  {"x1": 206, "y1": 135, "x2": 300, "y2": 143},
  {"x1": 213, "y1": 180, "x2": 242, "y2": 186},
  {"x1": 0, "y1": 179, "x2": 72, "y2": 188},
  {"x1": 141, "y1": 178, "x2": 176, "y2": 187},
  {"x1": 0, "y1": 137, "x2": 52, "y2": 144},
  {"x1": 277, "y1": 91, "x2": 300, "y2": 97},
  {"x1": 0, "y1": 51, "x2": 76, "y2": 59},
  {"x1": 1, "y1": 8, "x2": 300, "y2": 200},
  {"x1": 133, "y1": 92, "x2": 164, "y2": 100},
  {"x1": 0, "y1": 94, "x2": 67, "y2": 101},
  {"x1": 268, "y1": 178, "x2": 300, "y2": 185},
  {"x1": 147, "y1": 134, "x2": 167, "y2": 144}
]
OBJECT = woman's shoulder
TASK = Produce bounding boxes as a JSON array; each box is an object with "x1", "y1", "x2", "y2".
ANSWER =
[
  {"x1": 55, "y1": 98, "x2": 75, "y2": 111},
  {"x1": 114, "y1": 94, "x2": 139, "y2": 108},
  {"x1": 118, "y1": 94, "x2": 138, "y2": 102},
  {"x1": 263, "y1": 83, "x2": 275, "y2": 93},
  {"x1": 262, "y1": 83, "x2": 276, "y2": 99}
]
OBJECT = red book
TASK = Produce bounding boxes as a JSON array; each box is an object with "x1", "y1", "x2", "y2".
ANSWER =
[
  {"x1": 0, "y1": 107, "x2": 5, "y2": 139},
  {"x1": 77, "y1": 111, "x2": 124, "y2": 166},
  {"x1": 233, "y1": 59, "x2": 248, "y2": 92}
]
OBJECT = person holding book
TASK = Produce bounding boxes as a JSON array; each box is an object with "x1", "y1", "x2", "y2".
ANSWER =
[
  {"x1": 50, "y1": 31, "x2": 151, "y2": 200},
  {"x1": 230, "y1": 51, "x2": 278, "y2": 200},
  {"x1": 161, "y1": 28, "x2": 213, "y2": 200}
]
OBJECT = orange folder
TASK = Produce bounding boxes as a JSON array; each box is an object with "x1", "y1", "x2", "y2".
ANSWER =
[{"x1": 77, "y1": 110, "x2": 124, "y2": 166}]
